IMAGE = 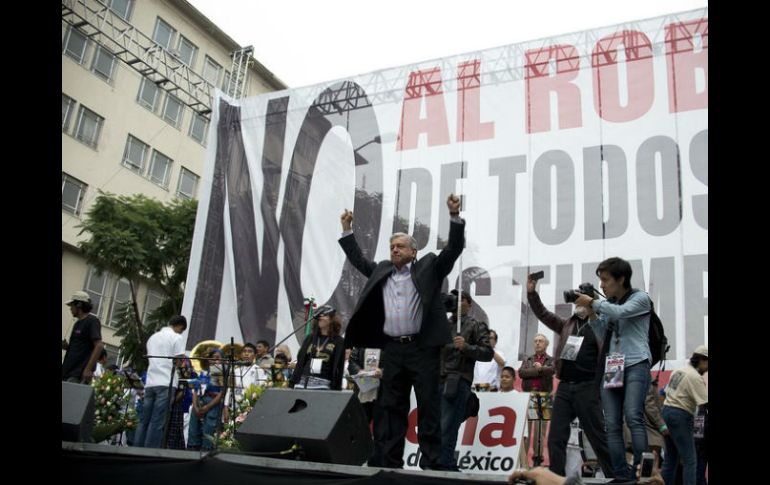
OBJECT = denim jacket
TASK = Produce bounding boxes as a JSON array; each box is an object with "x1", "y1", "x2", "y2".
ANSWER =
[{"x1": 589, "y1": 289, "x2": 651, "y2": 367}]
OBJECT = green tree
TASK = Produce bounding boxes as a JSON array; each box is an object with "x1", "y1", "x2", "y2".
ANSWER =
[{"x1": 77, "y1": 192, "x2": 198, "y2": 372}]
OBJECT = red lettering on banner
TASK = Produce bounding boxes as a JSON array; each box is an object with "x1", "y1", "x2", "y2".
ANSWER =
[
  {"x1": 406, "y1": 408, "x2": 418, "y2": 443},
  {"x1": 457, "y1": 60, "x2": 495, "y2": 142},
  {"x1": 479, "y1": 406, "x2": 518, "y2": 447},
  {"x1": 592, "y1": 30, "x2": 655, "y2": 122},
  {"x1": 397, "y1": 67, "x2": 450, "y2": 150},
  {"x1": 408, "y1": 404, "x2": 522, "y2": 447},
  {"x1": 525, "y1": 44, "x2": 582, "y2": 133},
  {"x1": 666, "y1": 18, "x2": 708, "y2": 113},
  {"x1": 461, "y1": 416, "x2": 478, "y2": 445}
]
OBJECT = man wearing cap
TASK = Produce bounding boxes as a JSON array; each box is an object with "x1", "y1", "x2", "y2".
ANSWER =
[
  {"x1": 62, "y1": 290, "x2": 104, "y2": 384},
  {"x1": 439, "y1": 289, "x2": 493, "y2": 470},
  {"x1": 338, "y1": 194, "x2": 464, "y2": 470},
  {"x1": 661, "y1": 345, "x2": 708, "y2": 485}
]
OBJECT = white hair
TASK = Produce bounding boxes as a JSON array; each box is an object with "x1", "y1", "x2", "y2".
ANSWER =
[
  {"x1": 534, "y1": 333, "x2": 549, "y2": 346},
  {"x1": 390, "y1": 232, "x2": 418, "y2": 249}
]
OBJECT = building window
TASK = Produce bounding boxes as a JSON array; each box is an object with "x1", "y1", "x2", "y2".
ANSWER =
[
  {"x1": 107, "y1": 0, "x2": 133, "y2": 21},
  {"x1": 202, "y1": 56, "x2": 222, "y2": 86},
  {"x1": 74, "y1": 106, "x2": 104, "y2": 148},
  {"x1": 63, "y1": 27, "x2": 88, "y2": 64},
  {"x1": 122, "y1": 135, "x2": 149, "y2": 173},
  {"x1": 222, "y1": 70, "x2": 232, "y2": 94},
  {"x1": 137, "y1": 78, "x2": 160, "y2": 112},
  {"x1": 85, "y1": 267, "x2": 109, "y2": 319},
  {"x1": 142, "y1": 288, "x2": 166, "y2": 324},
  {"x1": 189, "y1": 112, "x2": 209, "y2": 144},
  {"x1": 176, "y1": 35, "x2": 197, "y2": 67},
  {"x1": 62, "y1": 94, "x2": 76, "y2": 132},
  {"x1": 91, "y1": 46, "x2": 116, "y2": 82},
  {"x1": 149, "y1": 150, "x2": 173, "y2": 188},
  {"x1": 153, "y1": 18, "x2": 176, "y2": 50},
  {"x1": 107, "y1": 278, "x2": 132, "y2": 327},
  {"x1": 177, "y1": 167, "x2": 199, "y2": 200},
  {"x1": 104, "y1": 343, "x2": 121, "y2": 367},
  {"x1": 62, "y1": 172, "x2": 87, "y2": 215},
  {"x1": 162, "y1": 93, "x2": 184, "y2": 128}
]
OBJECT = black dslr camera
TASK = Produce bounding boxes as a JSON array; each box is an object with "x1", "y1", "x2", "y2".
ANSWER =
[{"x1": 563, "y1": 283, "x2": 597, "y2": 303}]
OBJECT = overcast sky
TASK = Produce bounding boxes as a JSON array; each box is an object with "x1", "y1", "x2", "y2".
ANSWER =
[{"x1": 187, "y1": 0, "x2": 707, "y2": 89}]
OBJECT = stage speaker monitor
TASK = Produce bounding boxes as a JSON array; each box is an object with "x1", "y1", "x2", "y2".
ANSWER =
[
  {"x1": 236, "y1": 388, "x2": 372, "y2": 465},
  {"x1": 62, "y1": 381, "x2": 95, "y2": 442}
]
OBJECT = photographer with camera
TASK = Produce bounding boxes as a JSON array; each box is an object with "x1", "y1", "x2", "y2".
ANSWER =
[
  {"x1": 573, "y1": 257, "x2": 652, "y2": 481},
  {"x1": 525, "y1": 272, "x2": 615, "y2": 478},
  {"x1": 439, "y1": 289, "x2": 493, "y2": 471}
]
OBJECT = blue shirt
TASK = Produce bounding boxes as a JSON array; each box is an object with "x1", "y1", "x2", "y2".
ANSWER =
[
  {"x1": 382, "y1": 262, "x2": 422, "y2": 337},
  {"x1": 589, "y1": 290, "x2": 651, "y2": 367}
]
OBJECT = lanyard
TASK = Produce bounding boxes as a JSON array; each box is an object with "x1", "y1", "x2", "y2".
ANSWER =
[{"x1": 314, "y1": 336, "x2": 330, "y2": 357}]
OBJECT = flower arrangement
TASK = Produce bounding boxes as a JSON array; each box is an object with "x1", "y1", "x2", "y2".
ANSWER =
[
  {"x1": 91, "y1": 371, "x2": 138, "y2": 443},
  {"x1": 216, "y1": 383, "x2": 264, "y2": 449}
]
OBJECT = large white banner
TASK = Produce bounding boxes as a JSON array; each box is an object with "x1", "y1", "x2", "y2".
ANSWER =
[{"x1": 181, "y1": 8, "x2": 707, "y2": 369}]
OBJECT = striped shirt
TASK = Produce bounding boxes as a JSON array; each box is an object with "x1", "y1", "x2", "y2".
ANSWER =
[{"x1": 382, "y1": 262, "x2": 422, "y2": 337}]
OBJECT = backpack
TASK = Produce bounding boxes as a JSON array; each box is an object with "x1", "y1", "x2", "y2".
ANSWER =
[
  {"x1": 647, "y1": 300, "x2": 669, "y2": 367},
  {"x1": 602, "y1": 289, "x2": 670, "y2": 368}
]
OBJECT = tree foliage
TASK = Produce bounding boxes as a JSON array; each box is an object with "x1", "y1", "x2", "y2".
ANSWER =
[{"x1": 77, "y1": 192, "x2": 197, "y2": 371}]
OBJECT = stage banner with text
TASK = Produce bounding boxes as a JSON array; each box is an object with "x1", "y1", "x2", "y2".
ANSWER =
[
  {"x1": 402, "y1": 390, "x2": 530, "y2": 474},
  {"x1": 181, "y1": 8, "x2": 708, "y2": 368}
]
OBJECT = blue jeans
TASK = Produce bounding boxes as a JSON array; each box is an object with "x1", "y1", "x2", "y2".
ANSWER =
[
  {"x1": 187, "y1": 395, "x2": 222, "y2": 450},
  {"x1": 662, "y1": 406, "x2": 696, "y2": 485},
  {"x1": 133, "y1": 386, "x2": 170, "y2": 449},
  {"x1": 601, "y1": 359, "x2": 650, "y2": 479},
  {"x1": 439, "y1": 376, "x2": 472, "y2": 468}
]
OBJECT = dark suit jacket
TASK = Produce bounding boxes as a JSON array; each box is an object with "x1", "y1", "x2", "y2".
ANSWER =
[
  {"x1": 339, "y1": 219, "x2": 465, "y2": 349},
  {"x1": 518, "y1": 353, "x2": 556, "y2": 392}
]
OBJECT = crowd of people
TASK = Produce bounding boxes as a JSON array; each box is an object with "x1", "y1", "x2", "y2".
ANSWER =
[{"x1": 62, "y1": 194, "x2": 707, "y2": 484}]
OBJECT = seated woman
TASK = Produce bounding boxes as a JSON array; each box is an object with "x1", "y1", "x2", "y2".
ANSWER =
[{"x1": 289, "y1": 305, "x2": 345, "y2": 390}]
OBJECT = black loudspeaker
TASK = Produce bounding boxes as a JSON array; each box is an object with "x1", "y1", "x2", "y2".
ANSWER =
[
  {"x1": 236, "y1": 389, "x2": 373, "y2": 465},
  {"x1": 62, "y1": 381, "x2": 95, "y2": 442}
]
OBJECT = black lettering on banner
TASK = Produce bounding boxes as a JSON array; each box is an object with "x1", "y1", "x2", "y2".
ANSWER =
[
  {"x1": 188, "y1": 97, "x2": 289, "y2": 346},
  {"x1": 490, "y1": 456, "x2": 501, "y2": 471},
  {"x1": 471, "y1": 454, "x2": 485, "y2": 470},
  {"x1": 459, "y1": 450, "x2": 472, "y2": 469},
  {"x1": 407, "y1": 450, "x2": 421, "y2": 467},
  {"x1": 501, "y1": 456, "x2": 514, "y2": 471},
  {"x1": 280, "y1": 81, "x2": 384, "y2": 344}
]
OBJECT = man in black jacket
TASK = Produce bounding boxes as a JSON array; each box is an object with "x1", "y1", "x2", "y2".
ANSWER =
[
  {"x1": 526, "y1": 273, "x2": 614, "y2": 478},
  {"x1": 339, "y1": 194, "x2": 464, "y2": 470},
  {"x1": 439, "y1": 289, "x2": 493, "y2": 470}
]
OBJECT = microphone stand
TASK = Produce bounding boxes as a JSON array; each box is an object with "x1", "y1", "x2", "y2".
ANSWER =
[
  {"x1": 302, "y1": 324, "x2": 319, "y2": 390},
  {"x1": 267, "y1": 311, "x2": 315, "y2": 356},
  {"x1": 265, "y1": 312, "x2": 317, "y2": 388},
  {"x1": 214, "y1": 337, "x2": 236, "y2": 443}
]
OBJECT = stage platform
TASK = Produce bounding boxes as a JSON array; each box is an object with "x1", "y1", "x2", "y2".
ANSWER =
[{"x1": 62, "y1": 441, "x2": 614, "y2": 484}]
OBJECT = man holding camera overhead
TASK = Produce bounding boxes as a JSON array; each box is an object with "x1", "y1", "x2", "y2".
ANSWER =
[
  {"x1": 573, "y1": 257, "x2": 652, "y2": 481},
  {"x1": 526, "y1": 272, "x2": 615, "y2": 478}
]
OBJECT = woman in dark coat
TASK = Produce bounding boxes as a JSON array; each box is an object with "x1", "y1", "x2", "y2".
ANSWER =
[{"x1": 290, "y1": 305, "x2": 345, "y2": 390}]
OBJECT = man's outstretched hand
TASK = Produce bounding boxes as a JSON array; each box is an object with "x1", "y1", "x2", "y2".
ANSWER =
[
  {"x1": 447, "y1": 194, "x2": 461, "y2": 214},
  {"x1": 341, "y1": 209, "x2": 353, "y2": 231}
]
